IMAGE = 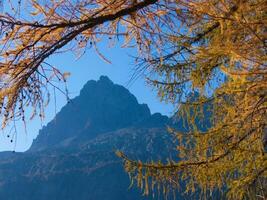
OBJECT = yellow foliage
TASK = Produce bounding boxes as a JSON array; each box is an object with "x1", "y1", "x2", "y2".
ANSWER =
[{"x1": 118, "y1": 0, "x2": 267, "y2": 199}]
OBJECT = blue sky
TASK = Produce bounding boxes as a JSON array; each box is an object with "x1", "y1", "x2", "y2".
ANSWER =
[{"x1": 0, "y1": 42, "x2": 174, "y2": 152}]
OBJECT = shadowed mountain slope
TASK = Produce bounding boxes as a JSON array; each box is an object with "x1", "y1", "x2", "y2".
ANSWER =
[{"x1": 0, "y1": 76, "x2": 185, "y2": 200}]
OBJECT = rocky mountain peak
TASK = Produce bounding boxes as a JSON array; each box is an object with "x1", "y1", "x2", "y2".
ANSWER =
[
  {"x1": 30, "y1": 76, "x2": 167, "y2": 151},
  {"x1": 0, "y1": 76, "x2": 179, "y2": 200}
]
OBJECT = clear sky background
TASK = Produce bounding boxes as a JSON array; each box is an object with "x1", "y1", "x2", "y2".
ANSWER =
[{"x1": 0, "y1": 42, "x2": 174, "y2": 152}]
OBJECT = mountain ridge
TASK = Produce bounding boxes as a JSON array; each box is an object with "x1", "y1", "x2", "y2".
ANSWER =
[
  {"x1": 30, "y1": 76, "x2": 169, "y2": 151},
  {"x1": 0, "y1": 76, "x2": 181, "y2": 200}
]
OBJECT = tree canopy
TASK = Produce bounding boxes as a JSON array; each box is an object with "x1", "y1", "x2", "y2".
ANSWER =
[
  {"x1": 0, "y1": 0, "x2": 167, "y2": 126},
  {"x1": 0, "y1": 0, "x2": 266, "y2": 199},
  {"x1": 118, "y1": 0, "x2": 267, "y2": 199}
]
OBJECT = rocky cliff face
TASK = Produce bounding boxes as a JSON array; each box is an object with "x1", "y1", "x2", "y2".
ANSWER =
[
  {"x1": 0, "y1": 76, "x2": 181, "y2": 200},
  {"x1": 31, "y1": 76, "x2": 168, "y2": 151}
]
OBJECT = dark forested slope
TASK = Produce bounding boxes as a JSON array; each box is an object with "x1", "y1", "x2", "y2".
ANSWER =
[{"x1": 0, "y1": 76, "x2": 184, "y2": 200}]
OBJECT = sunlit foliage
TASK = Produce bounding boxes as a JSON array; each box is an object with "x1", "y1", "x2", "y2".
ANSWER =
[
  {"x1": 118, "y1": 0, "x2": 267, "y2": 199},
  {"x1": 0, "y1": 0, "x2": 170, "y2": 126}
]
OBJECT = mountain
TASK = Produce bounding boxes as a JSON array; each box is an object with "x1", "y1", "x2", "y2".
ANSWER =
[
  {"x1": 30, "y1": 76, "x2": 169, "y2": 151},
  {"x1": 0, "y1": 76, "x2": 183, "y2": 200}
]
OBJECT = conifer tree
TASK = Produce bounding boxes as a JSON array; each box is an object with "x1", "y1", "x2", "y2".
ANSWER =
[{"x1": 118, "y1": 0, "x2": 267, "y2": 199}]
